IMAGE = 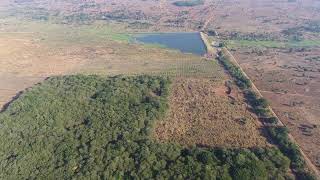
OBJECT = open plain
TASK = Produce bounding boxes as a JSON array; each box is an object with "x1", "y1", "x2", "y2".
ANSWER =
[{"x1": 0, "y1": 0, "x2": 320, "y2": 178}]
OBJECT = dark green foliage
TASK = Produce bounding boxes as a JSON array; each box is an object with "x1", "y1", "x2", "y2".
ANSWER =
[
  {"x1": 64, "y1": 13, "x2": 92, "y2": 24},
  {"x1": 265, "y1": 117, "x2": 278, "y2": 124},
  {"x1": 243, "y1": 90, "x2": 272, "y2": 117},
  {"x1": 220, "y1": 41, "x2": 227, "y2": 47},
  {"x1": 0, "y1": 75, "x2": 291, "y2": 179},
  {"x1": 217, "y1": 50, "x2": 316, "y2": 178},
  {"x1": 243, "y1": 88, "x2": 312, "y2": 177},
  {"x1": 227, "y1": 32, "x2": 278, "y2": 41},
  {"x1": 282, "y1": 28, "x2": 304, "y2": 41},
  {"x1": 295, "y1": 170, "x2": 317, "y2": 180},
  {"x1": 173, "y1": 0, "x2": 204, "y2": 7},
  {"x1": 218, "y1": 52, "x2": 252, "y2": 89},
  {"x1": 302, "y1": 21, "x2": 320, "y2": 33},
  {"x1": 244, "y1": 90, "x2": 268, "y2": 108},
  {"x1": 267, "y1": 127, "x2": 305, "y2": 169},
  {"x1": 231, "y1": 151, "x2": 268, "y2": 180},
  {"x1": 282, "y1": 21, "x2": 320, "y2": 40},
  {"x1": 254, "y1": 98, "x2": 269, "y2": 108},
  {"x1": 267, "y1": 127, "x2": 316, "y2": 179}
]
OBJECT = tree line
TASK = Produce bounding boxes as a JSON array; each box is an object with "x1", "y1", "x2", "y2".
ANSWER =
[{"x1": 218, "y1": 49, "x2": 316, "y2": 179}]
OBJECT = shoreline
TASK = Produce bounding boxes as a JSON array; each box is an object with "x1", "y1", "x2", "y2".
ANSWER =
[{"x1": 200, "y1": 32, "x2": 216, "y2": 56}]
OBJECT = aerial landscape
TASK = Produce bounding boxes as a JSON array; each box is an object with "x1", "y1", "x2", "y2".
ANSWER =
[{"x1": 0, "y1": 0, "x2": 319, "y2": 179}]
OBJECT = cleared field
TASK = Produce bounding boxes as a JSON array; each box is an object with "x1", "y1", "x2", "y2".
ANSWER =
[{"x1": 154, "y1": 77, "x2": 269, "y2": 148}]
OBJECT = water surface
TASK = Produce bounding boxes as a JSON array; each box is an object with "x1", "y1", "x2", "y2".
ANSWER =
[{"x1": 136, "y1": 32, "x2": 206, "y2": 55}]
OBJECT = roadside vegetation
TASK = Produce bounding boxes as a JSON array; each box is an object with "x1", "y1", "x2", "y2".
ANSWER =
[
  {"x1": 0, "y1": 75, "x2": 294, "y2": 179},
  {"x1": 217, "y1": 49, "x2": 316, "y2": 179},
  {"x1": 218, "y1": 50, "x2": 251, "y2": 89}
]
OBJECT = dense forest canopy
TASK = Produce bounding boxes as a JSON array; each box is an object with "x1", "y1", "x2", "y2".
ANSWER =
[{"x1": 0, "y1": 75, "x2": 293, "y2": 179}]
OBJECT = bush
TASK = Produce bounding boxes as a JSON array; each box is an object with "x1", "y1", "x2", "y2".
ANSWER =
[
  {"x1": 218, "y1": 51, "x2": 252, "y2": 89},
  {"x1": 254, "y1": 98, "x2": 269, "y2": 108},
  {"x1": 254, "y1": 108, "x2": 270, "y2": 117},
  {"x1": 265, "y1": 117, "x2": 278, "y2": 124},
  {"x1": 267, "y1": 127, "x2": 315, "y2": 178}
]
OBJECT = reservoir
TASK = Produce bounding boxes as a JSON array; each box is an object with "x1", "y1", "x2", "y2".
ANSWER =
[{"x1": 135, "y1": 32, "x2": 207, "y2": 55}]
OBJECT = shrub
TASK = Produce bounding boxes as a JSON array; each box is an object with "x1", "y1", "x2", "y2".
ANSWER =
[
  {"x1": 267, "y1": 127, "x2": 315, "y2": 178},
  {"x1": 254, "y1": 98, "x2": 269, "y2": 108},
  {"x1": 265, "y1": 117, "x2": 278, "y2": 124},
  {"x1": 218, "y1": 50, "x2": 252, "y2": 89}
]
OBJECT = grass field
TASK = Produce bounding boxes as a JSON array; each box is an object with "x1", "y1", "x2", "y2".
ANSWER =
[
  {"x1": 154, "y1": 77, "x2": 268, "y2": 148},
  {"x1": 0, "y1": 17, "x2": 132, "y2": 45},
  {"x1": 226, "y1": 40, "x2": 320, "y2": 48},
  {"x1": 0, "y1": 17, "x2": 223, "y2": 108}
]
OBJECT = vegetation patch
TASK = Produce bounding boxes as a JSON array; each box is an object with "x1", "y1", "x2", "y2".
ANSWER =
[
  {"x1": 217, "y1": 48, "x2": 317, "y2": 179},
  {"x1": 283, "y1": 21, "x2": 320, "y2": 35},
  {"x1": 218, "y1": 49, "x2": 251, "y2": 89},
  {"x1": 226, "y1": 40, "x2": 320, "y2": 48},
  {"x1": 154, "y1": 77, "x2": 268, "y2": 148},
  {"x1": 267, "y1": 127, "x2": 316, "y2": 179},
  {"x1": 172, "y1": 0, "x2": 204, "y2": 7},
  {"x1": 0, "y1": 75, "x2": 292, "y2": 179}
]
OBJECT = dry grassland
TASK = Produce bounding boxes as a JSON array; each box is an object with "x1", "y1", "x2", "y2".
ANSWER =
[
  {"x1": 233, "y1": 47, "x2": 320, "y2": 170},
  {"x1": 154, "y1": 77, "x2": 269, "y2": 148},
  {"x1": 0, "y1": 19, "x2": 223, "y2": 108}
]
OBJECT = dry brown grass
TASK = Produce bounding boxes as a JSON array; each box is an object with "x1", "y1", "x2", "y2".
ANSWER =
[
  {"x1": 233, "y1": 47, "x2": 320, "y2": 170},
  {"x1": 0, "y1": 19, "x2": 223, "y2": 108},
  {"x1": 153, "y1": 77, "x2": 269, "y2": 148}
]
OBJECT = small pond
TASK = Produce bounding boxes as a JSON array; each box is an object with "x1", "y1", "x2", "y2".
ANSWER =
[{"x1": 135, "y1": 32, "x2": 206, "y2": 55}]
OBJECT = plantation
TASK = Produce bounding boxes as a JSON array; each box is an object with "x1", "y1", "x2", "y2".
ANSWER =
[{"x1": 0, "y1": 75, "x2": 293, "y2": 179}]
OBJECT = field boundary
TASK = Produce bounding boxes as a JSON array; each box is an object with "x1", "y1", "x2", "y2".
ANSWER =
[{"x1": 221, "y1": 47, "x2": 320, "y2": 178}]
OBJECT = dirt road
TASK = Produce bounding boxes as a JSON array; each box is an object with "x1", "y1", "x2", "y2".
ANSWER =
[{"x1": 222, "y1": 48, "x2": 320, "y2": 178}]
